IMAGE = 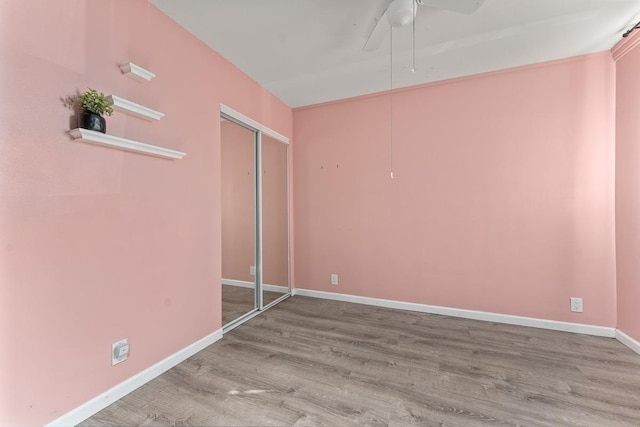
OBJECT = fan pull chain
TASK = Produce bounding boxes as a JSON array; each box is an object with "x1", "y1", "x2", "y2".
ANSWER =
[
  {"x1": 389, "y1": 26, "x2": 394, "y2": 180},
  {"x1": 411, "y1": 0, "x2": 416, "y2": 72}
]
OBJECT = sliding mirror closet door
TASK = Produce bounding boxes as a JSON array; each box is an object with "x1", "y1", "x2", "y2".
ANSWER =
[
  {"x1": 221, "y1": 118, "x2": 257, "y2": 326},
  {"x1": 261, "y1": 134, "x2": 290, "y2": 307}
]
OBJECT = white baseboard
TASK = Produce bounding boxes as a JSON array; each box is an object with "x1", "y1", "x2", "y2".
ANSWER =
[
  {"x1": 45, "y1": 328, "x2": 224, "y2": 427},
  {"x1": 616, "y1": 329, "x2": 640, "y2": 355},
  {"x1": 222, "y1": 278, "x2": 254, "y2": 289},
  {"x1": 43, "y1": 289, "x2": 638, "y2": 426},
  {"x1": 222, "y1": 278, "x2": 289, "y2": 294},
  {"x1": 294, "y1": 289, "x2": 616, "y2": 338}
]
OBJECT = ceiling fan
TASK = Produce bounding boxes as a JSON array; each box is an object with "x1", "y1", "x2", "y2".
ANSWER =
[{"x1": 363, "y1": 0, "x2": 485, "y2": 51}]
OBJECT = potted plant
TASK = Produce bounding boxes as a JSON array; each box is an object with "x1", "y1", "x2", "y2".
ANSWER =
[{"x1": 78, "y1": 88, "x2": 113, "y2": 133}]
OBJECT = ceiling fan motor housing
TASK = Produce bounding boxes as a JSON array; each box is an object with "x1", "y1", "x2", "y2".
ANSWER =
[{"x1": 386, "y1": 0, "x2": 418, "y2": 27}]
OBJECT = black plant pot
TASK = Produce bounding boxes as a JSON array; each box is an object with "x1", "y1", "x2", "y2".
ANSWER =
[{"x1": 79, "y1": 111, "x2": 106, "y2": 133}]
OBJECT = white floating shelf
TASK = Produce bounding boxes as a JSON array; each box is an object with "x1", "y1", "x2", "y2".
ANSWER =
[
  {"x1": 107, "y1": 95, "x2": 164, "y2": 121},
  {"x1": 69, "y1": 128, "x2": 185, "y2": 160},
  {"x1": 119, "y1": 62, "x2": 156, "y2": 82}
]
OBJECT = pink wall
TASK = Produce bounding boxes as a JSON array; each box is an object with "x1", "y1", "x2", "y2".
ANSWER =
[
  {"x1": 614, "y1": 36, "x2": 640, "y2": 343},
  {"x1": 221, "y1": 121, "x2": 256, "y2": 283},
  {"x1": 293, "y1": 53, "x2": 617, "y2": 327},
  {"x1": 0, "y1": 1, "x2": 292, "y2": 426}
]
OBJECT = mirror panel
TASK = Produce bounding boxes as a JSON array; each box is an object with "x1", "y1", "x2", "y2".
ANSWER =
[
  {"x1": 261, "y1": 134, "x2": 289, "y2": 306},
  {"x1": 221, "y1": 118, "x2": 257, "y2": 325}
]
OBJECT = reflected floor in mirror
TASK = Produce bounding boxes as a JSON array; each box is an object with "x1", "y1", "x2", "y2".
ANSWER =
[
  {"x1": 222, "y1": 284, "x2": 284, "y2": 325},
  {"x1": 81, "y1": 296, "x2": 640, "y2": 426}
]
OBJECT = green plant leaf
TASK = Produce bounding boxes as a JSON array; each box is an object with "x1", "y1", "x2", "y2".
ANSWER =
[{"x1": 79, "y1": 88, "x2": 113, "y2": 116}]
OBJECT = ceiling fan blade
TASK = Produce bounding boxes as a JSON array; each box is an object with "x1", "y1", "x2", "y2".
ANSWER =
[
  {"x1": 363, "y1": 0, "x2": 394, "y2": 51},
  {"x1": 363, "y1": 13, "x2": 390, "y2": 51},
  {"x1": 418, "y1": 0, "x2": 485, "y2": 14}
]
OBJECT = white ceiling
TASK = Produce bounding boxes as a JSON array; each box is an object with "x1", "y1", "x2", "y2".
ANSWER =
[{"x1": 152, "y1": 0, "x2": 640, "y2": 108}]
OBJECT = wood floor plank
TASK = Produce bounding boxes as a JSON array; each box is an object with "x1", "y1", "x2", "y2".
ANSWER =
[{"x1": 81, "y1": 296, "x2": 640, "y2": 426}]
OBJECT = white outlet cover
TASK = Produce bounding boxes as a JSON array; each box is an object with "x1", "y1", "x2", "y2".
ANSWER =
[
  {"x1": 570, "y1": 297, "x2": 583, "y2": 313},
  {"x1": 112, "y1": 338, "x2": 129, "y2": 366},
  {"x1": 331, "y1": 274, "x2": 338, "y2": 285}
]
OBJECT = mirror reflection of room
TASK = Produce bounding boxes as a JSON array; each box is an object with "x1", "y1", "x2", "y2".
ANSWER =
[
  {"x1": 261, "y1": 135, "x2": 289, "y2": 307},
  {"x1": 220, "y1": 118, "x2": 257, "y2": 326}
]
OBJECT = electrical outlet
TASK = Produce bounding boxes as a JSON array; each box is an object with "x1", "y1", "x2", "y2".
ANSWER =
[
  {"x1": 331, "y1": 274, "x2": 338, "y2": 286},
  {"x1": 112, "y1": 339, "x2": 129, "y2": 366},
  {"x1": 570, "y1": 297, "x2": 583, "y2": 313},
  {"x1": 250, "y1": 265, "x2": 256, "y2": 276}
]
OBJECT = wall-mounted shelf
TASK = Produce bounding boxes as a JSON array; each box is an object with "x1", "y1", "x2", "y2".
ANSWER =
[
  {"x1": 69, "y1": 128, "x2": 185, "y2": 160},
  {"x1": 107, "y1": 95, "x2": 164, "y2": 121},
  {"x1": 119, "y1": 62, "x2": 156, "y2": 82}
]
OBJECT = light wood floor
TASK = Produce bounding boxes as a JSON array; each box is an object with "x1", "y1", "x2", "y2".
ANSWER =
[{"x1": 81, "y1": 296, "x2": 640, "y2": 426}]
